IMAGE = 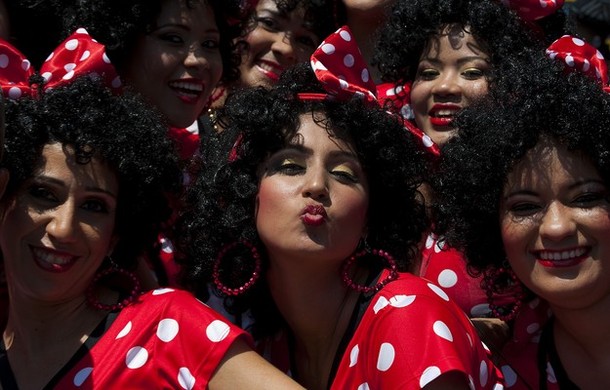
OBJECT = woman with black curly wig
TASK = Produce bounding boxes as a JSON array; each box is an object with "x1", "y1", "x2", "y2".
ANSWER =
[
  {"x1": 434, "y1": 42, "x2": 610, "y2": 389},
  {"x1": 369, "y1": 0, "x2": 570, "y2": 321},
  {"x1": 0, "y1": 75, "x2": 305, "y2": 389},
  {"x1": 177, "y1": 29, "x2": 504, "y2": 387},
  {"x1": 207, "y1": 0, "x2": 335, "y2": 118}
]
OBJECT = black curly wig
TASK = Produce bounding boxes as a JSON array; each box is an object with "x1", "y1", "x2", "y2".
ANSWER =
[
  {"x1": 63, "y1": 0, "x2": 243, "y2": 84},
  {"x1": 1, "y1": 76, "x2": 182, "y2": 270},
  {"x1": 177, "y1": 62, "x2": 429, "y2": 338},
  {"x1": 433, "y1": 52, "x2": 610, "y2": 275},
  {"x1": 375, "y1": 0, "x2": 570, "y2": 85}
]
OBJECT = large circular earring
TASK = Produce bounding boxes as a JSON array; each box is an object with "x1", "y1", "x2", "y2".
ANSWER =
[
  {"x1": 483, "y1": 265, "x2": 526, "y2": 322},
  {"x1": 213, "y1": 240, "x2": 261, "y2": 296},
  {"x1": 342, "y1": 248, "x2": 399, "y2": 294},
  {"x1": 86, "y1": 257, "x2": 141, "y2": 312}
]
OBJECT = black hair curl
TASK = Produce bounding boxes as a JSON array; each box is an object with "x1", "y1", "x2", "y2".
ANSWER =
[
  {"x1": 64, "y1": 0, "x2": 243, "y2": 83},
  {"x1": 433, "y1": 52, "x2": 610, "y2": 275},
  {"x1": 177, "y1": 62, "x2": 429, "y2": 338},
  {"x1": 375, "y1": 0, "x2": 569, "y2": 84},
  {"x1": 2, "y1": 76, "x2": 182, "y2": 270}
]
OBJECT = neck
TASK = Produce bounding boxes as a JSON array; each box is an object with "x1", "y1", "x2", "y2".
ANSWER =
[
  {"x1": 267, "y1": 260, "x2": 362, "y2": 390},
  {"x1": 549, "y1": 296, "x2": 610, "y2": 387}
]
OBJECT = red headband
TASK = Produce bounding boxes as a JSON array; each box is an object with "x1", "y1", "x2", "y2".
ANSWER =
[
  {"x1": 0, "y1": 28, "x2": 121, "y2": 99},
  {"x1": 546, "y1": 35, "x2": 610, "y2": 92},
  {"x1": 503, "y1": 0, "x2": 564, "y2": 22}
]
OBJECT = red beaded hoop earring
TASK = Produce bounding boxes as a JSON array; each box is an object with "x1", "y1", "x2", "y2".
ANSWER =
[
  {"x1": 342, "y1": 248, "x2": 399, "y2": 294},
  {"x1": 483, "y1": 265, "x2": 526, "y2": 322},
  {"x1": 213, "y1": 240, "x2": 261, "y2": 296},
  {"x1": 86, "y1": 260, "x2": 141, "y2": 312}
]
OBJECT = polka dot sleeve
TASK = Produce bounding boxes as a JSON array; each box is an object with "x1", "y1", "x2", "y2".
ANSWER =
[
  {"x1": 55, "y1": 288, "x2": 251, "y2": 389},
  {"x1": 331, "y1": 272, "x2": 504, "y2": 389}
]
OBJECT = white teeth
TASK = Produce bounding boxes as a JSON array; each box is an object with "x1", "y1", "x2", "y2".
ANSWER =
[
  {"x1": 257, "y1": 62, "x2": 280, "y2": 73},
  {"x1": 169, "y1": 81, "x2": 203, "y2": 92},
  {"x1": 435, "y1": 110, "x2": 457, "y2": 117},
  {"x1": 32, "y1": 247, "x2": 72, "y2": 265},
  {"x1": 537, "y1": 247, "x2": 587, "y2": 261}
]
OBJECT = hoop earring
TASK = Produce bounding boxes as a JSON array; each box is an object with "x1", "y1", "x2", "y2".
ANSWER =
[
  {"x1": 342, "y1": 248, "x2": 398, "y2": 294},
  {"x1": 213, "y1": 240, "x2": 261, "y2": 296},
  {"x1": 483, "y1": 265, "x2": 525, "y2": 322},
  {"x1": 86, "y1": 258, "x2": 141, "y2": 312}
]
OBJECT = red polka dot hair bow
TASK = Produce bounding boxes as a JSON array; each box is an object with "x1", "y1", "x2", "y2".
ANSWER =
[
  {"x1": 546, "y1": 35, "x2": 610, "y2": 92},
  {"x1": 0, "y1": 28, "x2": 121, "y2": 99},
  {"x1": 503, "y1": 0, "x2": 564, "y2": 21},
  {"x1": 306, "y1": 26, "x2": 377, "y2": 105}
]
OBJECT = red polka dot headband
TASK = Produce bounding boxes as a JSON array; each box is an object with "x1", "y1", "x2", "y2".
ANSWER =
[
  {"x1": 0, "y1": 28, "x2": 121, "y2": 99},
  {"x1": 503, "y1": 0, "x2": 564, "y2": 22},
  {"x1": 546, "y1": 35, "x2": 610, "y2": 92}
]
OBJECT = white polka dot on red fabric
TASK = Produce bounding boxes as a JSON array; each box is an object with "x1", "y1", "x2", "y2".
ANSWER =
[
  {"x1": 42, "y1": 72, "x2": 52, "y2": 82},
  {"x1": 437, "y1": 269, "x2": 458, "y2": 288},
  {"x1": 64, "y1": 63, "x2": 76, "y2": 72},
  {"x1": 433, "y1": 320, "x2": 453, "y2": 342},
  {"x1": 21, "y1": 59, "x2": 30, "y2": 71},
  {"x1": 321, "y1": 43, "x2": 335, "y2": 55},
  {"x1": 178, "y1": 367, "x2": 196, "y2": 390},
  {"x1": 480, "y1": 360, "x2": 489, "y2": 387},
  {"x1": 63, "y1": 70, "x2": 75, "y2": 80},
  {"x1": 126, "y1": 346, "x2": 149, "y2": 369},
  {"x1": 597, "y1": 50, "x2": 605, "y2": 60},
  {"x1": 501, "y1": 365, "x2": 517, "y2": 387},
  {"x1": 160, "y1": 237, "x2": 174, "y2": 253},
  {"x1": 547, "y1": 50, "x2": 557, "y2": 60},
  {"x1": 8, "y1": 87, "x2": 22, "y2": 99},
  {"x1": 571, "y1": 37, "x2": 585, "y2": 46},
  {"x1": 376, "y1": 342, "x2": 395, "y2": 371},
  {"x1": 425, "y1": 234, "x2": 435, "y2": 249},
  {"x1": 419, "y1": 366, "x2": 441, "y2": 387},
  {"x1": 45, "y1": 52, "x2": 54, "y2": 62},
  {"x1": 157, "y1": 318, "x2": 180, "y2": 342},
  {"x1": 339, "y1": 29, "x2": 351, "y2": 41},
  {"x1": 582, "y1": 59, "x2": 590, "y2": 72},
  {"x1": 73, "y1": 367, "x2": 93, "y2": 387},
  {"x1": 343, "y1": 54, "x2": 355, "y2": 67},
  {"x1": 389, "y1": 294, "x2": 416, "y2": 308},
  {"x1": 103, "y1": 53, "x2": 111, "y2": 64},
  {"x1": 76, "y1": 28, "x2": 88, "y2": 34},
  {"x1": 493, "y1": 383, "x2": 505, "y2": 390},
  {"x1": 427, "y1": 283, "x2": 450, "y2": 301},
  {"x1": 153, "y1": 288, "x2": 175, "y2": 295},
  {"x1": 526, "y1": 322, "x2": 540, "y2": 334},
  {"x1": 349, "y1": 344, "x2": 359, "y2": 367},
  {"x1": 373, "y1": 296, "x2": 390, "y2": 314},
  {"x1": 65, "y1": 39, "x2": 79, "y2": 51},
  {"x1": 470, "y1": 303, "x2": 490, "y2": 317},
  {"x1": 357, "y1": 383, "x2": 370, "y2": 390},
  {"x1": 0, "y1": 54, "x2": 8, "y2": 68},
  {"x1": 434, "y1": 239, "x2": 445, "y2": 253},
  {"x1": 206, "y1": 320, "x2": 230, "y2": 342},
  {"x1": 116, "y1": 321, "x2": 132, "y2": 339},
  {"x1": 80, "y1": 51, "x2": 91, "y2": 61},
  {"x1": 422, "y1": 134, "x2": 434, "y2": 147},
  {"x1": 339, "y1": 79, "x2": 349, "y2": 90},
  {"x1": 564, "y1": 55, "x2": 575, "y2": 67},
  {"x1": 361, "y1": 68, "x2": 369, "y2": 83}
]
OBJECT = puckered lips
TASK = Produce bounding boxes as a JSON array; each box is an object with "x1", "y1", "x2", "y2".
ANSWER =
[
  {"x1": 532, "y1": 246, "x2": 590, "y2": 268},
  {"x1": 169, "y1": 78, "x2": 205, "y2": 104},
  {"x1": 30, "y1": 245, "x2": 78, "y2": 273},
  {"x1": 301, "y1": 204, "x2": 327, "y2": 227},
  {"x1": 255, "y1": 59, "x2": 284, "y2": 82},
  {"x1": 428, "y1": 103, "x2": 461, "y2": 127}
]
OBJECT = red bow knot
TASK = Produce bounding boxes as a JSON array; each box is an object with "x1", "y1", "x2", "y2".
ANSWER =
[
  {"x1": 503, "y1": 0, "x2": 564, "y2": 21},
  {"x1": 546, "y1": 35, "x2": 610, "y2": 91},
  {"x1": 0, "y1": 28, "x2": 121, "y2": 99},
  {"x1": 308, "y1": 26, "x2": 377, "y2": 104}
]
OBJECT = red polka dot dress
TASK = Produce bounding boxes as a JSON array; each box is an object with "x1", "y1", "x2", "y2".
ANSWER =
[
  {"x1": 260, "y1": 271, "x2": 504, "y2": 389},
  {"x1": 53, "y1": 288, "x2": 250, "y2": 389}
]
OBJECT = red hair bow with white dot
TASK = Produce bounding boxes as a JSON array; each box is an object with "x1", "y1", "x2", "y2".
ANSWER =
[
  {"x1": 546, "y1": 35, "x2": 610, "y2": 92},
  {"x1": 0, "y1": 28, "x2": 121, "y2": 99},
  {"x1": 503, "y1": 0, "x2": 564, "y2": 22},
  {"x1": 308, "y1": 26, "x2": 377, "y2": 104}
]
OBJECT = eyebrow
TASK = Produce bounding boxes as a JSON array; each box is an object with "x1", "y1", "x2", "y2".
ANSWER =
[
  {"x1": 504, "y1": 179, "x2": 606, "y2": 198},
  {"x1": 33, "y1": 176, "x2": 118, "y2": 199},
  {"x1": 280, "y1": 144, "x2": 360, "y2": 161},
  {"x1": 419, "y1": 56, "x2": 489, "y2": 66},
  {"x1": 154, "y1": 23, "x2": 219, "y2": 34}
]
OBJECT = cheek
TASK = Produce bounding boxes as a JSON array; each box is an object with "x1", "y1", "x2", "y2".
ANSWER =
[
  {"x1": 255, "y1": 179, "x2": 290, "y2": 230},
  {"x1": 465, "y1": 80, "x2": 489, "y2": 100}
]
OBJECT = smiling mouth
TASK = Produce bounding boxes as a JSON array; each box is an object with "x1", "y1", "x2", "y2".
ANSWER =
[
  {"x1": 31, "y1": 246, "x2": 77, "y2": 273},
  {"x1": 534, "y1": 247, "x2": 590, "y2": 268},
  {"x1": 255, "y1": 61, "x2": 283, "y2": 81},
  {"x1": 169, "y1": 81, "x2": 204, "y2": 102}
]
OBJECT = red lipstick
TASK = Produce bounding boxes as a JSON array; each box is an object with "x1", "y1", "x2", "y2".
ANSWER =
[{"x1": 301, "y1": 205, "x2": 327, "y2": 226}]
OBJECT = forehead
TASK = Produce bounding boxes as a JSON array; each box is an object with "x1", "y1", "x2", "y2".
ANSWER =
[
  {"x1": 158, "y1": 0, "x2": 215, "y2": 22},
  {"x1": 287, "y1": 113, "x2": 356, "y2": 152}
]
